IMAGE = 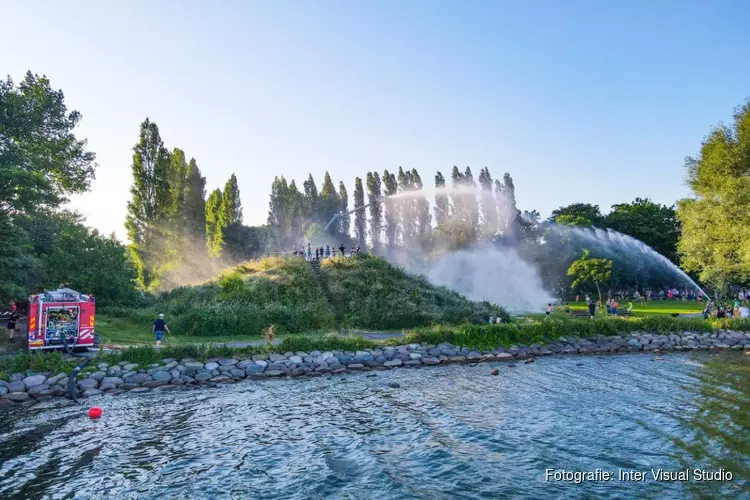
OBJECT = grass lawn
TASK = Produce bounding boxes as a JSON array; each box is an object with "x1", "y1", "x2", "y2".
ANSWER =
[
  {"x1": 95, "y1": 313, "x2": 335, "y2": 346},
  {"x1": 566, "y1": 300, "x2": 704, "y2": 315}
]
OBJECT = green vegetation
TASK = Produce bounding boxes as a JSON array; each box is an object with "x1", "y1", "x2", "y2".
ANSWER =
[
  {"x1": 677, "y1": 100, "x2": 750, "y2": 291},
  {"x1": 566, "y1": 300, "x2": 703, "y2": 316},
  {"x1": 323, "y1": 254, "x2": 507, "y2": 329},
  {"x1": 404, "y1": 317, "x2": 750, "y2": 351},
  {"x1": 567, "y1": 249, "x2": 613, "y2": 303}
]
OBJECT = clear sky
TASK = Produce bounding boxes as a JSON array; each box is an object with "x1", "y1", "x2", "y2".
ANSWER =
[{"x1": 3, "y1": 0, "x2": 749, "y2": 241}]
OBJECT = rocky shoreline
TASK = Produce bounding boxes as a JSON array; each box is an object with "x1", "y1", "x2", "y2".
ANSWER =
[{"x1": 2, "y1": 330, "x2": 749, "y2": 405}]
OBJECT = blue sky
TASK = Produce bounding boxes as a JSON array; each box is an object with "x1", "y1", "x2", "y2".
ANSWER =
[{"x1": 3, "y1": 0, "x2": 749, "y2": 241}]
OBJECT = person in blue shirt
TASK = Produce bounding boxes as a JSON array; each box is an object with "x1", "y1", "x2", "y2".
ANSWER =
[{"x1": 153, "y1": 313, "x2": 170, "y2": 346}]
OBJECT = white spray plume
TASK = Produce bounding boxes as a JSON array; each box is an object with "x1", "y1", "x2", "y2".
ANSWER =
[{"x1": 421, "y1": 245, "x2": 555, "y2": 313}]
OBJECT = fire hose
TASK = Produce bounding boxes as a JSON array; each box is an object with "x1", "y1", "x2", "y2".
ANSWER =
[{"x1": 67, "y1": 355, "x2": 93, "y2": 405}]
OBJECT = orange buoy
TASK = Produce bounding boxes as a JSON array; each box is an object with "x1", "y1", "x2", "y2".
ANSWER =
[{"x1": 89, "y1": 407, "x2": 103, "y2": 419}]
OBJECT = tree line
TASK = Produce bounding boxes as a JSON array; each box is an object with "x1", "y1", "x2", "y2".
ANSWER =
[{"x1": 2, "y1": 70, "x2": 747, "y2": 305}]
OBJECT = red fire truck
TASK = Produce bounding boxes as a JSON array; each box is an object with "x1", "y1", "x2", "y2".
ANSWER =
[{"x1": 27, "y1": 288, "x2": 97, "y2": 351}]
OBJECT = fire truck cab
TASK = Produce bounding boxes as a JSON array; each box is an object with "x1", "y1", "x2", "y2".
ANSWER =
[{"x1": 27, "y1": 288, "x2": 97, "y2": 351}]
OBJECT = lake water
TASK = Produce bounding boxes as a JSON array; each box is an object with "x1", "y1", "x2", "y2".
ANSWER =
[{"x1": 0, "y1": 353, "x2": 747, "y2": 499}]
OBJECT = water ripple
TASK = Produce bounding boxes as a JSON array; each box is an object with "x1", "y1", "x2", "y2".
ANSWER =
[{"x1": 0, "y1": 352, "x2": 743, "y2": 499}]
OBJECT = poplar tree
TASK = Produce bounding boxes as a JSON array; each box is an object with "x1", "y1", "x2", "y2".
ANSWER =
[
  {"x1": 411, "y1": 168, "x2": 432, "y2": 250},
  {"x1": 319, "y1": 171, "x2": 341, "y2": 230},
  {"x1": 353, "y1": 177, "x2": 366, "y2": 249},
  {"x1": 182, "y1": 158, "x2": 207, "y2": 238},
  {"x1": 219, "y1": 173, "x2": 243, "y2": 255},
  {"x1": 205, "y1": 188, "x2": 223, "y2": 256},
  {"x1": 303, "y1": 174, "x2": 319, "y2": 221},
  {"x1": 382, "y1": 169, "x2": 399, "y2": 248},
  {"x1": 397, "y1": 167, "x2": 415, "y2": 247},
  {"x1": 434, "y1": 171, "x2": 450, "y2": 228},
  {"x1": 338, "y1": 181, "x2": 350, "y2": 237},
  {"x1": 366, "y1": 172, "x2": 383, "y2": 250},
  {"x1": 125, "y1": 118, "x2": 172, "y2": 289},
  {"x1": 478, "y1": 166, "x2": 498, "y2": 238}
]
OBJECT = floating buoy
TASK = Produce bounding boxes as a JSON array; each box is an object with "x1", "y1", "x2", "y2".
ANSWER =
[
  {"x1": 490, "y1": 368, "x2": 499, "y2": 376},
  {"x1": 89, "y1": 407, "x2": 103, "y2": 419}
]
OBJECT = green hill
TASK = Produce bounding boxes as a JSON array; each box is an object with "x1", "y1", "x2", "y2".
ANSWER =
[{"x1": 155, "y1": 255, "x2": 508, "y2": 336}]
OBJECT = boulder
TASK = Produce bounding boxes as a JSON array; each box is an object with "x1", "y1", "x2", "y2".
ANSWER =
[
  {"x1": 77, "y1": 378, "x2": 99, "y2": 390},
  {"x1": 245, "y1": 365, "x2": 265, "y2": 375},
  {"x1": 163, "y1": 361, "x2": 178, "y2": 370},
  {"x1": 4, "y1": 392, "x2": 31, "y2": 402},
  {"x1": 194, "y1": 373, "x2": 213, "y2": 382},
  {"x1": 127, "y1": 374, "x2": 154, "y2": 385},
  {"x1": 27, "y1": 384, "x2": 51, "y2": 396},
  {"x1": 83, "y1": 389, "x2": 102, "y2": 397},
  {"x1": 141, "y1": 380, "x2": 169, "y2": 388},
  {"x1": 0, "y1": 386, "x2": 7, "y2": 396},
  {"x1": 23, "y1": 374, "x2": 47, "y2": 388},
  {"x1": 88, "y1": 371, "x2": 106, "y2": 382},
  {"x1": 121, "y1": 383, "x2": 140, "y2": 390},
  {"x1": 347, "y1": 363, "x2": 365, "y2": 370},
  {"x1": 289, "y1": 355, "x2": 303, "y2": 364},
  {"x1": 230, "y1": 369, "x2": 245, "y2": 378},
  {"x1": 409, "y1": 353, "x2": 423, "y2": 360},
  {"x1": 237, "y1": 360, "x2": 254, "y2": 370},
  {"x1": 101, "y1": 377, "x2": 124, "y2": 387},
  {"x1": 218, "y1": 358, "x2": 238, "y2": 366},
  {"x1": 123, "y1": 363, "x2": 139, "y2": 372},
  {"x1": 204, "y1": 362, "x2": 219, "y2": 371},
  {"x1": 383, "y1": 359, "x2": 403, "y2": 367},
  {"x1": 152, "y1": 371, "x2": 173, "y2": 382},
  {"x1": 254, "y1": 360, "x2": 268, "y2": 368},
  {"x1": 129, "y1": 387, "x2": 151, "y2": 393},
  {"x1": 265, "y1": 370, "x2": 285, "y2": 377},
  {"x1": 170, "y1": 378, "x2": 185, "y2": 386},
  {"x1": 7, "y1": 381, "x2": 26, "y2": 393},
  {"x1": 210, "y1": 376, "x2": 232, "y2": 383},
  {"x1": 180, "y1": 375, "x2": 195, "y2": 383}
]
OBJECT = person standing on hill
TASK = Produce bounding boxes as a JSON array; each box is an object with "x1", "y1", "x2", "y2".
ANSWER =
[
  {"x1": 315, "y1": 247, "x2": 320, "y2": 260},
  {"x1": 326, "y1": 245, "x2": 331, "y2": 257},
  {"x1": 153, "y1": 313, "x2": 170, "y2": 346},
  {"x1": 339, "y1": 243, "x2": 345, "y2": 258}
]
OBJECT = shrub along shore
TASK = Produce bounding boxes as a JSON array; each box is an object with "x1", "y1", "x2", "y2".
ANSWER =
[{"x1": 1, "y1": 318, "x2": 749, "y2": 405}]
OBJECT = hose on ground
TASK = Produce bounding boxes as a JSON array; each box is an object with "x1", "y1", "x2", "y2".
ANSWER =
[{"x1": 67, "y1": 355, "x2": 92, "y2": 405}]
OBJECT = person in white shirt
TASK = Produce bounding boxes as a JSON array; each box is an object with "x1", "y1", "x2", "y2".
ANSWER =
[{"x1": 739, "y1": 306, "x2": 749, "y2": 319}]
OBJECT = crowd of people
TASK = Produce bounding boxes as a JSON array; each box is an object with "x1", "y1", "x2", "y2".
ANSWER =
[
  {"x1": 291, "y1": 242, "x2": 362, "y2": 261},
  {"x1": 702, "y1": 299, "x2": 750, "y2": 320}
]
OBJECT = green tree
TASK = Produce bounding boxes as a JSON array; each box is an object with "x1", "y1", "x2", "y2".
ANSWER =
[
  {"x1": 205, "y1": 188, "x2": 224, "y2": 257},
  {"x1": 287, "y1": 180, "x2": 304, "y2": 244},
  {"x1": 0, "y1": 217, "x2": 42, "y2": 303},
  {"x1": 337, "y1": 181, "x2": 350, "y2": 236},
  {"x1": 319, "y1": 171, "x2": 341, "y2": 231},
  {"x1": 366, "y1": 172, "x2": 383, "y2": 250},
  {"x1": 382, "y1": 169, "x2": 399, "y2": 248},
  {"x1": 605, "y1": 198, "x2": 680, "y2": 263},
  {"x1": 267, "y1": 176, "x2": 289, "y2": 248},
  {"x1": 219, "y1": 173, "x2": 242, "y2": 227},
  {"x1": 353, "y1": 177, "x2": 366, "y2": 248},
  {"x1": 0, "y1": 72, "x2": 97, "y2": 216},
  {"x1": 303, "y1": 174, "x2": 319, "y2": 221},
  {"x1": 182, "y1": 158, "x2": 207, "y2": 238},
  {"x1": 434, "y1": 171, "x2": 450, "y2": 228},
  {"x1": 397, "y1": 167, "x2": 416, "y2": 246},
  {"x1": 677, "y1": 101, "x2": 750, "y2": 288},
  {"x1": 124, "y1": 118, "x2": 172, "y2": 289},
  {"x1": 411, "y1": 168, "x2": 432, "y2": 250},
  {"x1": 568, "y1": 249, "x2": 613, "y2": 304},
  {"x1": 478, "y1": 166, "x2": 498, "y2": 238},
  {"x1": 551, "y1": 203, "x2": 603, "y2": 226}
]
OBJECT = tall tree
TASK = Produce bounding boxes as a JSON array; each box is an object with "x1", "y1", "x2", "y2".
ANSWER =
[
  {"x1": 168, "y1": 148, "x2": 188, "y2": 218},
  {"x1": 287, "y1": 180, "x2": 304, "y2": 244},
  {"x1": 551, "y1": 203, "x2": 603, "y2": 226},
  {"x1": 267, "y1": 176, "x2": 289, "y2": 247},
  {"x1": 0, "y1": 72, "x2": 97, "y2": 216},
  {"x1": 411, "y1": 168, "x2": 432, "y2": 250},
  {"x1": 605, "y1": 198, "x2": 680, "y2": 263},
  {"x1": 303, "y1": 174, "x2": 319, "y2": 221},
  {"x1": 677, "y1": 100, "x2": 750, "y2": 288},
  {"x1": 353, "y1": 177, "x2": 366, "y2": 249},
  {"x1": 182, "y1": 158, "x2": 207, "y2": 238},
  {"x1": 397, "y1": 167, "x2": 415, "y2": 246},
  {"x1": 338, "y1": 181, "x2": 350, "y2": 236},
  {"x1": 383, "y1": 169, "x2": 399, "y2": 248},
  {"x1": 478, "y1": 167, "x2": 498, "y2": 238},
  {"x1": 124, "y1": 118, "x2": 172, "y2": 289},
  {"x1": 463, "y1": 166, "x2": 479, "y2": 239},
  {"x1": 434, "y1": 171, "x2": 449, "y2": 228},
  {"x1": 495, "y1": 172, "x2": 519, "y2": 240},
  {"x1": 219, "y1": 173, "x2": 243, "y2": 256},
  {"x1": 319, "y1": 171, "x2": 341, "y2": 230},
  {"x1": 205, "y1": 188, "x2": 223, "y2": 257},
  {"x1": 366, "y1": 172, "x2": 383, "y2": 250}
]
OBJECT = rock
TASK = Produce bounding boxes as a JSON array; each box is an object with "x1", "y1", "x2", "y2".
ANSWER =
[
  {"x1": 265, "y1": 370, "x2": 285, "y2": 377},
  {"x1": 237, "y1": 360, "x2": 254, "y2": 370},
  {"x1": 123, "y1": 363, "x2": 139, "y2": 372},
  {"x1": 170, "y1": 369, "x2": 181, "y2": 380},
  {"x1": 210, "y1": 376, "x2": 232, "y2": 383},
  {"x1": 289, "y1": 355, "x2": 303, "y2": 364},
  {"x1": 403, "y1": 360, "x2": 422, "y2": 367},
  {"x1": 204, "y1": 362, "x2": 220, "y2": 371},
  {"x1": 129, "y1": 387, "x2": 151, "y2": 393},
  {"x1": 101, "y1": 377, "x2": 124, "y2": 388},
  {"x1": 245, "y1": 365, "x2": 265, "y2": 375},
  {"x1": 422, "y1": 357, "x2": 440, "y2": 365},
  {"x1": 184, "y1": 361, "x2": 205, "y2": 370},
  {"x1": 10, "y1": 373, "x2": 24, "y2": 382},
  {"x1": 77, "y1": 379, "x2": 99, "y2": 390},
  {"x1": 181, "y1": 376, "x2": 195, "y2": 383},
  {"x1": 7, "y1": 381, "x2": 26, "y2": 393},
  {"x1": 218, "y1": 358, "x2": 238, "y2": 366},
  {"x1": 47, "y1": 373, "x2": 67, "y2": 385},
  {"x1": 254, "y1": 360, "x2": 268, "y2": 368},
  {"x1": 270, "y1": 354, "x2": 287, "y2": 362},
  {"x1": 127, "y1": 374, "x2": 154, "y2": 385},
  {"x1": 82, "y1": 389, "x2": 102, "y2": 397},
  {"x1": 27, "y1": 384, "x2": 51, "y2": 396},
  {"x1": 347, "y1": 363, "x2": 365, "y2": 370},
  {"x1": 170, "y1": 378, "x2": 185, "y2": 386},
  {"x1": 194, "y1": 373, "x2": 213, "y2": 382},
  {"x1": 163, "y1": 361, "x2": 178, "y2": 370},
  {"x1": 88, "y1": 371, "x2": 106, "y2": 382},
  {"x1": 23, "y1": 374, "x2": 47, "y2": 388},
  {"x1": 388, "y1": 382, "x2": 400, "y2": 388},
  {"x1": 121, "y1": 383, "x2": 140, "y2": 390},
  {"x1": 491, "y1": 368, "x2": 499, "y2": 376},
  {"x1": 4, "y1": 392, "x2": 30, "y2": 402},
  {"x1": 152, "y1": 371, "x2": 173, "y2": 381},
  {"x1": 383, "y1": 359, "x2": 403, "y2": 367},
  {"x1": 141, "y1": 380, "x2": 169, "y2": 388},
  {"x1": 121, "y1": 371, "x2": 137, "y2": 380},
  {"x1": 496, "y1": 353, "x2": 514, "y2": 361},
  {"x1": 409, "y1": 353, "x2": 423, "y2": 360},
  {"x1": 230, "y1": 369, "x2": 245, "y2": 378},
  {"x1": 0, "y1": 386, "x2": 7, "y2": 396}
]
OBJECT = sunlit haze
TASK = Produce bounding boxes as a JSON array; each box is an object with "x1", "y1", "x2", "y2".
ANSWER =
[{"x1": 3, "y1": 0, "x2": 749, "y2": 241}]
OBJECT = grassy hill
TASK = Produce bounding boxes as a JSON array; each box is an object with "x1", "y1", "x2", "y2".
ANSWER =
[{"x1": 147, "y1": 255, "x2": 507, "y2": 336}]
